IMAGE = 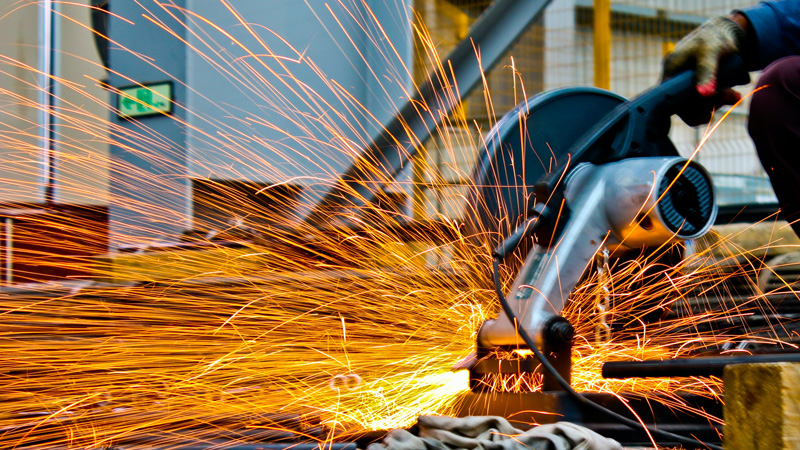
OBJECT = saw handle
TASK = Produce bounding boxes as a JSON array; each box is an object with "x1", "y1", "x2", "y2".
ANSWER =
[
  {"x1": 654, "y1": 52, "x2": 751, "y2": 120},
  {"x1": 536, "y1": 53, "x2": 750, "y2": 196}
]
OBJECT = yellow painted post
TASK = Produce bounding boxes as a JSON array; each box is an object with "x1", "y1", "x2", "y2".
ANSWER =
[
  {"x1": 593, "y1": 0, "x2": 611, "y2": 90},
  {"x1": 662, "y1": 40, "x2": 675, "y2": 57},
  {"x1": 411, "y1": 152, "x2": 428, "y2": 220},
  {"x1": 453, "y1": 5, "x2": 470, "y2": 123},
  {"x1": 411, "y1": 0, "x2": 430, "y2": 220},
  {"x1": 410, "y1": 0, "x2": 472, "y2": 220},
  {"x1": 454, "y1": 5, "x2": 469, "y2": 44}
]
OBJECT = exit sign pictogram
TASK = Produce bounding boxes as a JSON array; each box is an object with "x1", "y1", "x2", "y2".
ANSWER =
[{"x1": 117, "y1": 82, "x2": 173, "y2": 118}]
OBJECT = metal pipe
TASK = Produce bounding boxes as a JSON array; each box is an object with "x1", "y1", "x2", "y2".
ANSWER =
[
  {"x1": 602, "y1": 353, "x2": 800, "y2": 379},
  {"x1": 39, "y1": 0, "x2": 58, "y2": 205},
  {"x1": 4, "y1": 217, "x2": 11, "y2": 285}
]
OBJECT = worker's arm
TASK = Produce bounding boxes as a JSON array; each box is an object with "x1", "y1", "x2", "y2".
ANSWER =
[
  {"x1": 661, "y1": 1, "x2": 800, "y2": 125},
  {"x1": 663, "y1": 1, "x2": 800, "y2": 94},
  {"x1": 738, "y1": 0, "x2": 800, "y2": 70}
]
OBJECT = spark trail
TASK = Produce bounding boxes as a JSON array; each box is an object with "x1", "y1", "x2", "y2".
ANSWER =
[{"x1": 0, "y1": 1, "x2": 797, "y2": 448}]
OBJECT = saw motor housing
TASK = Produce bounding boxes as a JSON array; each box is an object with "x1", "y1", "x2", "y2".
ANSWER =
[
  {"x1": 471, "y1": 157, "x2": 716, "y2": 391},
  {"x1": 478, "y1": 157, "x2": 716, "y2": 350}
]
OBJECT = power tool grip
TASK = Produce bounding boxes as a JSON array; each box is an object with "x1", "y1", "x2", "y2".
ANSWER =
[{"x1": 658, "y1": 53, "x2": 750, "y2": 114}]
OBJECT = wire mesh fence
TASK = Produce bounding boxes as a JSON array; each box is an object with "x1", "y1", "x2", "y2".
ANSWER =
[{"x1": 412, "y1": 0, "x2": 772, "y2": 220}]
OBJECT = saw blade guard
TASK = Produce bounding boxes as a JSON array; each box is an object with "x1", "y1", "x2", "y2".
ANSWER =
[{"x1": 477, "y1": 156, "x2": 717, "y2": 349}]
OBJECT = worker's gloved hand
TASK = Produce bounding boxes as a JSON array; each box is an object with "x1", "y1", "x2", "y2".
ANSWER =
[
  {"x1": 663, "y1": 15, "x2": 745, "y2": 95},
  {"x1": 662, "y1": 15, "x2": 746, "y2": 126}
]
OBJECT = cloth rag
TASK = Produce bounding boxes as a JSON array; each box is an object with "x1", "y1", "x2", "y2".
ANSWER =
[{"x1": 366, "y1": 416, "x2": 621, "y2": 450}]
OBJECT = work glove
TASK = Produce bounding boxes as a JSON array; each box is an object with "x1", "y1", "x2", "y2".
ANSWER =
[{"x1": 662, "y1": 15, "x2": 747, "y2": 126}]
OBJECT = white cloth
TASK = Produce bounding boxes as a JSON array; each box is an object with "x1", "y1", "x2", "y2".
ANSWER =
[{"x1": 367, "y1": 416, "x2": 621, "y2": 450}]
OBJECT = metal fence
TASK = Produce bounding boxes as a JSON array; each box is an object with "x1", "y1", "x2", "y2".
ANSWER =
[{"x1": 412, "y1": 0, "x2": 772, "y2": 220}]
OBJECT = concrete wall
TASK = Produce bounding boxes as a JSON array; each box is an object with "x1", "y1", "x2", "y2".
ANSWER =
[{"x1": 108, "y1": 0, "x2": 190, "y2": 246}]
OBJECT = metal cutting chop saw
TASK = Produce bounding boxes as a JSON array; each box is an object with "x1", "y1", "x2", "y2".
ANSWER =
[
  {"x1": 296, "y1": 15, "x2": 751, "y2": 438},
  {"x1": 461, "y1": 56, "x2": 750, "y2": 414}
]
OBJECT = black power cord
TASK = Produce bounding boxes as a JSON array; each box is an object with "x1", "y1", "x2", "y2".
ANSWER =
[{"x1": 490, "y1": 220, "x2": 723, "y2": 450}]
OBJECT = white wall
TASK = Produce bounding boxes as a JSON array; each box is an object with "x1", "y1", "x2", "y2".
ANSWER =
[
  {"x1": 53, "y1": 1, "x2": 110, "y2": 205},
  {"x1": 0, "y1": 1, "x2": 45, "y2": 203}
]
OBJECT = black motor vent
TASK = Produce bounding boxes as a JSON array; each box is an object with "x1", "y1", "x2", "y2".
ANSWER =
[{"x1": 657, "y1": 162, "x2": 715, "y2": 237}]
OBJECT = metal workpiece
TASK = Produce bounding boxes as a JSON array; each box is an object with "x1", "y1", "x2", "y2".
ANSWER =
[
  {"x1": 478, "y1": 157, "x2": 717, "y2": 349},
  {"x1": 602, "y1": 352, "x2": 800, "y2": 379}
]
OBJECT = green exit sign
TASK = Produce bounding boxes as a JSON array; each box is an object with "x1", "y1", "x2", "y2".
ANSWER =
[{"x1": 117, "y1": 82, "x2": 173, "y2": 118}]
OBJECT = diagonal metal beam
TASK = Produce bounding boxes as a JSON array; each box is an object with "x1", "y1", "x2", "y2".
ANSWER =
[{"x1": 297, "y1": 0, "x2": 553, "y2": 227}]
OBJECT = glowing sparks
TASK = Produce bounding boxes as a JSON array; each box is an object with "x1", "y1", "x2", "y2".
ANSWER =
[{"x1": 0, "y1": 1, "x2": 796, "y2": 449}]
